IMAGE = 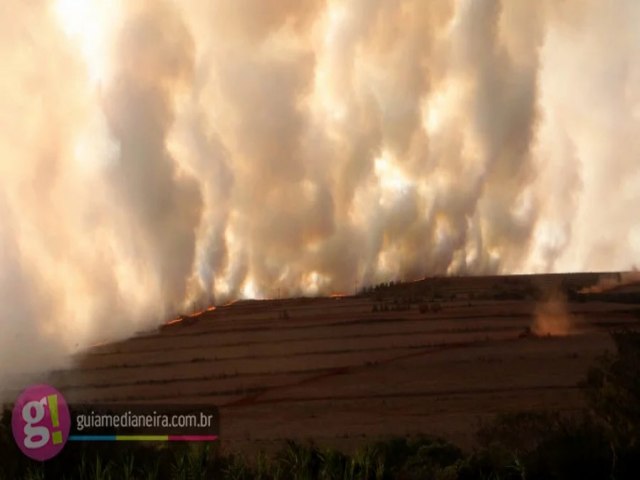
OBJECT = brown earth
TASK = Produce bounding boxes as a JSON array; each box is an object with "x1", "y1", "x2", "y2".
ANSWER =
[{"x1": 41, "y1": 273, "x2": 640, "y2": 452}]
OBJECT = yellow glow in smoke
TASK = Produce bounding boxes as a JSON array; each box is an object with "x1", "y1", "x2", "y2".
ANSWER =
[
  {"x1": 303, "y1": 271, "x2": 322, "y2": 295},
  {"x1": 377, "y1": 249, "x2": 400, "y2": 278},
  {"x1": 425, "y1": 100, "x2": 443, "y2": 134},
  {"x1": 54, "y1": 0, "x2": 115, "y2": 85},
  {"x1": 374, "y1": 150, "x2": 411, "y2": 206},
  {"x1": 311, "y1": 1, "x2": 349, "y2": 126},
  {"x1": 324, "y1": 2, "x2": 348, "y2": 47},
  {"x1": 241, "y1": 277, "x2": 259, "y2": 299},
  {"x1": 423, "y1": 85, "x2": 458, "y2": 136}
]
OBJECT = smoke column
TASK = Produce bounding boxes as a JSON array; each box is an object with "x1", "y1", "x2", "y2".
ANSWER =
[{"x1": 1, "y1": 0, "x2": 639, "y2": 382}]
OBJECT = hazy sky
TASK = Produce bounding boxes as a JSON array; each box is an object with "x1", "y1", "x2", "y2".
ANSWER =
[{"x1": 0, "y1": 0, "x2": 638, "y2": 382}]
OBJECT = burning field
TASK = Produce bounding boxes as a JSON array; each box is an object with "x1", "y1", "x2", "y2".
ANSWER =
[
  {"x1": 1, "y1": 3, "x2": 639, "y2": 473},
  {"x1": 11, "y1": 272, "x2": 632, "y2": 453}
]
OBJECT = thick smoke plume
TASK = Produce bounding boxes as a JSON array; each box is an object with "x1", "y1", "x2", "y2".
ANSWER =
[{"x1": 1, "y1": 0, "x2": 639, "y2": 383}]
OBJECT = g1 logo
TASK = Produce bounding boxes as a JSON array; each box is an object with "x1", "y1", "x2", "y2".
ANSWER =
[{"x1": 12, "y1": 385, "x2": 70, "y2": 461}]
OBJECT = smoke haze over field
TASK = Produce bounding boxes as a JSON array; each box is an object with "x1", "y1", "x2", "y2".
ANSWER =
[{"x1": 1, "y1": 0, "x2": 639, "y2": 382}]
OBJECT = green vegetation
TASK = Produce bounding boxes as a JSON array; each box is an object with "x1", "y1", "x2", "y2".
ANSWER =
[{"x1": 2, "y1": 330, "x2": 640, "y2": 479}]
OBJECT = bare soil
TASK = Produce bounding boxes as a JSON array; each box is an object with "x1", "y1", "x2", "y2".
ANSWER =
[{"x1": 42, "y1": 273, "x2": 640, "y2": 452}]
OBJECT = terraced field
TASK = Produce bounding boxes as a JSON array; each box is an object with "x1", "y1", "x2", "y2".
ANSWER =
[{"x1": 42, "y1": 274, "x2": 640, "y2": 452}]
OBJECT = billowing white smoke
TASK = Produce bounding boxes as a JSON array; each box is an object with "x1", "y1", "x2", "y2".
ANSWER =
[{"x1": 1, "y1": 0, "x2": 638, "y2": 383}]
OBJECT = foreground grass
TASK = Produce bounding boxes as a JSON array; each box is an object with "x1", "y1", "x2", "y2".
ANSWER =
[
  {"x1": 0, "y1": 421, "x2": 634, "y2": 480},
  {"x1": 2, "y1": 330, "x2": 640, "y2": 479}
]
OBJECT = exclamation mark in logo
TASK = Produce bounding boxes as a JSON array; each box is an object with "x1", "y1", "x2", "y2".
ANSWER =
[{"x1": 47, "y1": 394, "x2": 63, "y2": 445}]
